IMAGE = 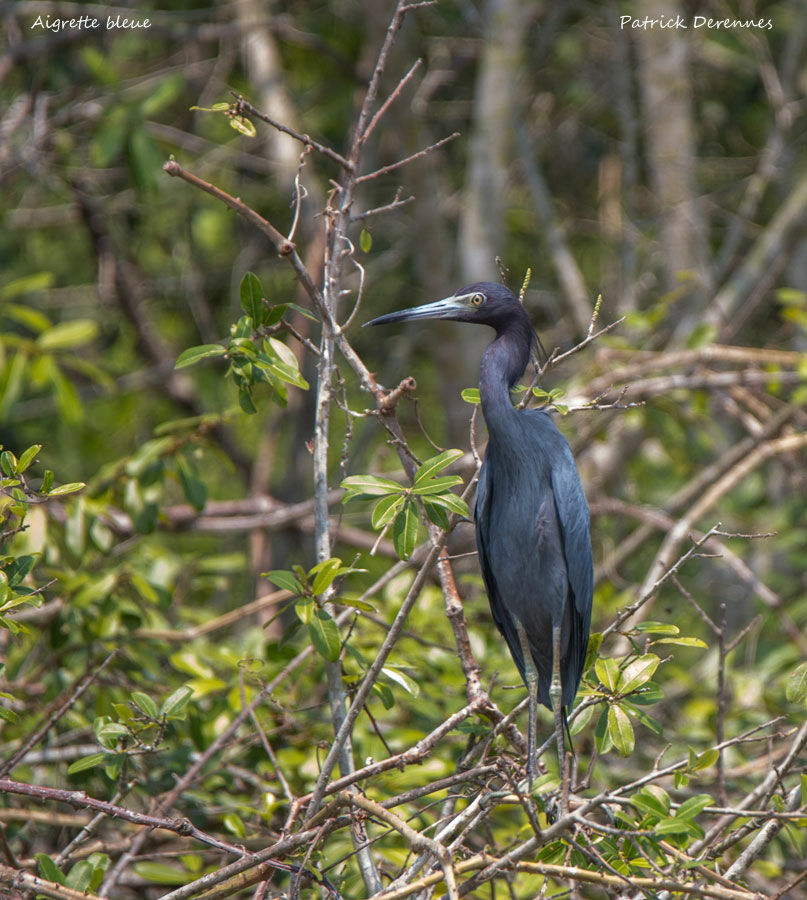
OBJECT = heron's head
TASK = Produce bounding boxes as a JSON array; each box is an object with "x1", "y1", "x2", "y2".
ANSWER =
[{"x1": 365, "y1": 282, "x2": 530, "y2": 332}]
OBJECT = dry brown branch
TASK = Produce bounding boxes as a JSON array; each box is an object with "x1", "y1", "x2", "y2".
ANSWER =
[
  {"x1": 636, "y1": 431, "x2": 807, "y2": 605},
  {"x1": 232, "y1": 94, "x2": 352, "y2": 170},
  {"x1": 0, "y1": 863, "x2": 106, "y2": 900}
]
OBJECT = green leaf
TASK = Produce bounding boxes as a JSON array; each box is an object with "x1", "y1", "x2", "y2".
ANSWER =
[
  {"x1": 372, "y1": 493, "x2": 405, "y2": 529},
  {"x1": 595, "y1": 656, "x2": 620, "y2": 692},
  {"x1": 46, "y1": 482, "x2": 86, "y2": 498},
  {"x1": 175, "y1": 344, "x2": 226, "y2": 369},
  {"x1": 238, "y1": 386, "x2": 257, "y2": 414},
  {"x1": 414, "y1": 449, "x2": 464, "y2": 484},
  {"x1": 1, "y1": 273, "x2": 55, "y2": 302},
  {"x1": 786, "y1": 662, "x2": 807, "y2": 703},
  {"x1": 336, "y1": 596, "x2": 376, "y2": 613},
  {"x1": 461, "y1": 388, "x2": 480, "y2": 404},
  {"x1": 311, "y1": 558, "x2": 342, "y2": 596},
  {"x1": 308, "y1": 607, "x2": 341, "y2": 661},
  {"x1": 17, "y1": 443, "x2": 42, "y2": 472},
  {"x1": 392, "y1": 499, "x2": 419, "y2": 560},
  {"x1": 240, "y1": 272, "x2": 265, "y2": 324},
  {"x1": 295, "y1": 598, "x2": 314, "y2": 624},
  {"x1": 654, "y1": 816, "x2": 694, "y2": 836},
  {"x1": 594, "y1": 705, "x2": 612, "y2": 754},
  {"x1": 228, "y1": 114, "x2": 257, "y2": 137},
  {"x1": 261, "y1": 338, "x2": 309, "y2": 389},
  {"x1": 360, "y1": 228, "x2": 372, "y2": 252},
  {"x1": 36, "y1": 854, "x2": 66, "y2": 885},
  {"x1": 630, "y1": 788, "x2": 669, "y2": 820},
  {"x1": 95, "y1": 721, "x2": 130, "y2": 741},
  {"x1": 37, "y1": 318, "x2": 99, "y2": 351},
  {"x1": 382, "y1": 666, "x2": 419, "y2": 696},
  {"x1": 411, "y1": 475, "x2": 462, "y2": 496},
  {"x1": 691, "y1": 748, "x2": 719, "y2": 771},
  {"x1": 584, "y1": 632, "x2": 603, "y2": 670},
  {"x1": 653, "y1": 636, "x2": 707, "y2": 648},
  {"x1": 67, "y1": 753, "x2": 108, "y2": 775},
  {"x1": 607, "y1": 704, "x2": 634, "y2": 756},
  {"x1": 634, "y1": 621, "x2": 680, "y2": 635},
  {"x1": 223, "y1": 812, "x2": 246, "y2": 838},
  {"x1": 676, "y1": 793, "x2": 713, "y2": 820},
  {"x1": 65, "y1": 860, "x2": 94, "y2": 892},
  {"x1": 422, "y1": 491, "x2": 470, "y2": 517},
  {"x1": 131, "y1": 691, "x2": 159, "y2": 719},
  {"x1": 190, "y1": 102, "x2": 231, "y2": 112},
  {"x1": 265, "y1": 570, "x2": 301, "y2": 594},
  {"x1": 133, "y1": 862, "x2": 189, "y2": 886},
  {"x1": 341, "y1": 473, "x2": 402, "y2": 500},
  {"x1": 0, "y1": 450, "x2": 16, "y2": 476},
  {"x1": 423, "y1": 500, "x2": 450, "y2": 530},
  {"x1": 617, "y1": 654, "x2": 660, "y2": 694},
  {"x1": 176, "y1": 455, "x2": 207, "y2": 512},
  {"x1": 160, "y1": 685, "x2": 194, "y2": 718}
]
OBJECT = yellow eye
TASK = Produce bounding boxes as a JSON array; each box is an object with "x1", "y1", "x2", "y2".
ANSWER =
[{"x1": 471, "y1": 293, "x2": 485, "y2": 306}]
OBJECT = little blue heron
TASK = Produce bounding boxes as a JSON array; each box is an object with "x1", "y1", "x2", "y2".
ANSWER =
[{"x1": 366, "y1": 282, "x2": 593, "y2": 786}]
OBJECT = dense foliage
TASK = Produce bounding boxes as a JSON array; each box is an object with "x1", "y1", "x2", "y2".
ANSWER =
[{"x1": 1, "y1": 1, "x2": 806, "y2": 898}]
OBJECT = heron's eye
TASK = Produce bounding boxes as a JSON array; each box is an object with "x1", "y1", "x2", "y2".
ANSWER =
[{"x1": 471, "y1": 293, "x2": 485, "y2": 306}]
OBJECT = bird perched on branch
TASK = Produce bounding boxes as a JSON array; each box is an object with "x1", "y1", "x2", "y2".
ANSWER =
[{"x1": 366, "y1": 282, "x2": 593, "y2": 788}]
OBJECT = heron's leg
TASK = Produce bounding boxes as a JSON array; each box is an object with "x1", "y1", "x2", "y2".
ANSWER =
[
  {"x1": 549, "y1": 624, "x2": 568, "y2": 811},
  {"x1": 514, "y1": 620, "x2": 538, "y2": 786}
]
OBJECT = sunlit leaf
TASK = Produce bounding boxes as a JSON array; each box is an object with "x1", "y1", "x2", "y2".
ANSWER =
[
  {"x1": 607, "y1": 704, "x2": 634, "y2": 756},
  {"x1": 228, "y1": 114, "x2": 257, "y2": 137},
  {"x1": 131, "y1": 691, "x2": 159, "y2": 719},
  {"x1": 67, "y1": 753, "x2": 108, "y2": 775},
  {"x1": 595, "y1": 657, "x2": 620, "y2": 693},
  {"x1": 311, "y1": 557, "x2": 342, "y2": 595},
  {"x1": 786, "y1": 662, "x2": 807, "y2": 703},
  {"x1": 341, "y1": 473, "x2": 402, "y2": 500},
  {"x1": 36, "y1": 854, "x2": 65, "y2": 885},
  {"x1": 372, "y1": 493, "x2": 405, "y2": 529},
  {"x1": 37, "y1": 318, "x2": 99, "y2": 351},
  {"x1": 133, "y1": 862, "x2": 190, "y2": 885},
  {"x1": 160, "y1": 685, "x2": 194, "y2": 718},
  {"x1": 616, "y1": 654, "x2": 659, "y2": 694},
  {"x1": 308, "y1": 607, "x2": 341, "y2": 661},
  {"x1": 265, "y1": 570, "x2": 301, "y2": 594},
  {"x1": 676, "y1": 793, "x2": 713, "y2": 820},
  {"x1": 392, "y1": 499, "x2": 419, "y2": 560},
  {"x1": 240, "y1": 272, "x2": 265, "y2": 324},
  {"x1": 175, "y1": 344, "x2": 226, "y2": 369}
]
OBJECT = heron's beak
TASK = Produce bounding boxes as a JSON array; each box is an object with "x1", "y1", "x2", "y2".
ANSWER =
[{"x1": 364, "y1": 294, "x2": 470, "y2": 327}]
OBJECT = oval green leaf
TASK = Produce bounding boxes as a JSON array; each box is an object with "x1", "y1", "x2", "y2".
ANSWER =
[
  {"x1": 392, "y1": 499, "x2": 419, "y2": 560},
  {"x1": 607, "y1": 704, "x2": 634, "y2": 756},
  {"x1": 309, "y1": 607, "x2": 341, "y2": 661},
  {"x1": 786, "y1": 662, "x2": 807, "y2": 703},
  {"x1": 175, "y1": 344, "x2": 226, "y2": 369},
  {"x1": 617, "y1": 654, "x2": 660, "y2": 695},
  {"x1": 414, "y1": 449, "x2": 464, "y2": 484}
]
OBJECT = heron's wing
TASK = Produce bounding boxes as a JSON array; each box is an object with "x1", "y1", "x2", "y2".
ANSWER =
[
  {"x1": 549, "y1": 439, "x2": 594, "y2": 705},
  {"x1": 474, "y1": 460, "x2": 526, "y2": 680}
]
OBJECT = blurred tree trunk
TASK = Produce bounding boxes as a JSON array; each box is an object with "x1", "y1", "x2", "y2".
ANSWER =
[
  {"x1": 238, "y1": 0, "x2": 300, "y2": 188},
  {"x1": 636, "y1": 0, "x2": 711, "y2": 339},
  {"x1": 459, "y1": 0, "x2": 524, "y2": 283}
]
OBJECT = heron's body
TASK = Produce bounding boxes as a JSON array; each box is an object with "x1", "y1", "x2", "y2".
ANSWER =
[
  {"x1": 367, "y1": 282, "x2": 593, "y2": 785},
  {"x1": 476, "y1": 327, "x2": 591, "y2": 714}
]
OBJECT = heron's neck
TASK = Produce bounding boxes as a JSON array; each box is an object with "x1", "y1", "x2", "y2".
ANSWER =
[{"x1": 478, "y1": 322, "x2": 531, "y2": 433}]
